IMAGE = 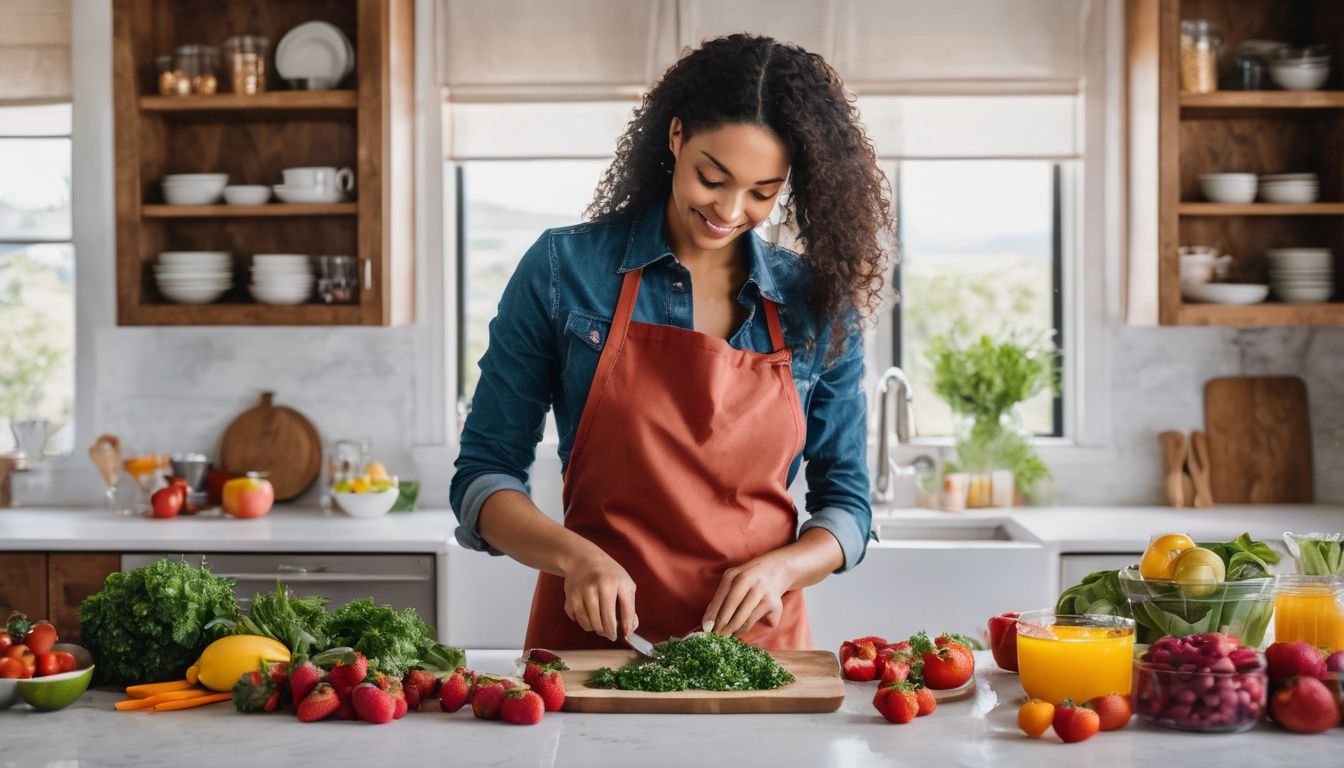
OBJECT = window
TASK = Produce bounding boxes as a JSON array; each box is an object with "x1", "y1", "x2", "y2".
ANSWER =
[
  {"x1": 891, "y1": 159, "x2": 1063, "y2": 438},
  {"x1": 0, "y1": 103, "x2": 74, "y2": 457}
]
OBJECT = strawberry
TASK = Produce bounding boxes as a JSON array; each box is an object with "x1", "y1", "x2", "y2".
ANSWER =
[
  {"x1": 525, "y1": 649, "x2": 563, "y2": 665},
  {"x1": 439, "y1": 670, "x2": 471, "y2": 713},
  {"x1": 402, "y1": 677, "x2": 422, "y2": 710},
  {"x1": 335, "y1": 684, "x2": 358, "y2": 720},
  {"x1": 1087, "y1": 693, "x2": 1132, "y2": 731},
  {"x1": 842, "y1": 655, "x2": 878, "y2": 682},
  {"x1": 326, "y1": 651, "x2": 368, "y2": 690},
  {"x1": 912, "y1": 631, "x2": 973, "y2": 690},
  {"x1": 289, "y1": 660, "x2": 324, "y2": 712},
  {"x1": 1052, "y1": 699, "x2": 1100, "y2": 743},
  {"x1": 296, "y1": 682, "x2": 340, "y2": 722},
  {"x1": 879, "y1": 658, "x2": 911, "y2": 686},
  {"x1": 407, "y1": 668, "x2": 442, "y2": 699},
  {"x1": 232, "y1": 669, "x2": 276, "y2": 713},
  {"x1": 264, "y1": 689, "x2": 282, "y2": 712},
  {"x1": 914, "y1": 686, "x2": 937, "y2": 716},
  {"x1": 872, "y1": 681, "x2": 919, "y2": 724},
  {"x1": 352, "y1": 682, "x2": 397, "y2": 724},
  {"x1": 532, "y1": 667, "x2": 566, "y2": 712},
  {"x1": 500, "y1": 688, "x2": 545, "y2": 725},
  {"x1": 472, "y1": 681, "x2": 507, "y2": 720},
  {"x1": 22, "y1": 622, "x2": 57, "y2": 658}
]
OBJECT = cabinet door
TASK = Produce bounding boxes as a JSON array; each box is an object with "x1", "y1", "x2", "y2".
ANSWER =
[
  {"x1": 48, "y1": 554, "x2": 119, "y2": 641},
  {"x1": 0, "y1": 553, "x2": 48, "y2": 625}
]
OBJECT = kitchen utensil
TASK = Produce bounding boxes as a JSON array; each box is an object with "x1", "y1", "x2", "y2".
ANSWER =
[
  {"x1": 625, "y1": 631, "x2": 656, "y2": 658},
  {"x1": 0, "y1": 452, "x2": 17, "y2": 508},
  {"x1": 1157, "y1": 431, "x2": 1187, "y2": 507},
  {"x1": 1180, "y1": 283, "x2": 1269, "y2": 305},
  {"x1": 1199, "y1": 173, "x2": 1257, "y2": 203},
  {"x1": 281, "y1": 166, "x2": 354, "y2": 193},
  {"x1": 1204, "y1": 376, "x2": 1312, "y2": 503},
  {"x1": 1186, "y1": 430, "x2": 1214, "y2": 508},
  {"x1": 273, "y1": 185, "x2": 344, "y2": 204},
  {"x1": 223, "y1": 185, "x2": 271, "y2": 205},
  {"x1": 556, "y1": 649, "x2": 845, "y2": 713},
  {"x1": 218, "y1": 391, "x2": 321, "y2": 501}
]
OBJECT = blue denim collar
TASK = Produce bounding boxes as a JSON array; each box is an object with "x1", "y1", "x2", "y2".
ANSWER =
[{"x1": 617, "y1": 200, "x2": 784, "y2": 303}]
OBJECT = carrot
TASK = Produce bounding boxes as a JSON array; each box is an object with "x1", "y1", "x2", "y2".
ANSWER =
[
  {"x1": 124, "y1": 679, "x2": 194, "y2": 698},
  {"x1": 116, "y1": 688, "x2": 211, "y2": 711},
  {"x1": 149, "y1": 692, "x2": 232, "y2": 711}
]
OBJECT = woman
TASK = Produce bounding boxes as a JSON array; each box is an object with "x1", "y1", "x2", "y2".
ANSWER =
[{"x1": 451, "y1": 33, "x2": 891, "y2": 650}]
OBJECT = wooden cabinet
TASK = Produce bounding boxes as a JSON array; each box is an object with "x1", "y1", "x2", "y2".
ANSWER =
[
  {"x1": 1132, "y1": 0, "x2": 1344, "y2": 326},
  {"x1": 112, "y1": 0, "x2": 413, "y2": 326},
  {"x1": 0, "y1": 553, "x2": 119, "y2": 642}
]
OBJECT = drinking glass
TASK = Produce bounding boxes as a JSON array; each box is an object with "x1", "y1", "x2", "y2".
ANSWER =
[
  {"x1": 88, "y1": 435, "x2": 130, "y2": 515},
  {"x1": 123, "y1": 452, "x2": 169, "y2": 515}
]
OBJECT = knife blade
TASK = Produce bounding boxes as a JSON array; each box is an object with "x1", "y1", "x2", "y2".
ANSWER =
[{"x1": 625, "y1": 631, "x2": 656, "y2": 658}]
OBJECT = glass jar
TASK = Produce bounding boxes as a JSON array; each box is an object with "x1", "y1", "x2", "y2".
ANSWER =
[
  {"x1": 953, "y1": 408, "x2": 1030, "y2": 508},
  {"x1": 173, "y1": 44, "x2": 219, "y2": 95},
  {"x1": 1180, "y1": 19, "x2": 1221, "y2": 94},
  {"x1": 224, "y1": 35, "x2": 270, "y2": 95},
  {"x1": 1275, "y1": 575, "x2": 1344, "y2": 653}
]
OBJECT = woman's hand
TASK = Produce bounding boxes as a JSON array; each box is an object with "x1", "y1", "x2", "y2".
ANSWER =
[
  {"x1": 562, "y1": 548, "x2": 639, "y2": 642},
  {"x1": 703, "y1": 553, "x2": 796, "y2": 638}
]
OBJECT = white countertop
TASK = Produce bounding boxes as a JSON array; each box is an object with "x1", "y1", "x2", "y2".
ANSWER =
[{"x1": 1, "y1": 650, "x2": 1327, "y2": 768}]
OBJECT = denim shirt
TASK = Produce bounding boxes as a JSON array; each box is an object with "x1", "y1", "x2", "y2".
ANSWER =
[{"x1": 450, "y1": 202, "x2": 872, "y2": 572}]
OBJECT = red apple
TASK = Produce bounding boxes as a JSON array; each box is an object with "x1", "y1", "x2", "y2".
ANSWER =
[
  {"x1": 222, "y1": 473, "x2": 274, "y2": 518},
  {"x1": 1271, "y1": 676, "x2": 1340, "y2": 734},
  {"x1": 150, "y1": 485, "x2": 184, "y2": 518}
]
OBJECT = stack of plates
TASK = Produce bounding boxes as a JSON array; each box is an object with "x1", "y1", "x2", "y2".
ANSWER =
[
  {"x1": 155, "y1": 251, "x2": 233, "y2": 304},
  {"x1": 1267, "y1": 247, "x2": 1334, "y2": 303},
  {"x1": 1259, "y1": 173, "x2": 1319, "y2": 204},
  {"x1": 250, "y1": 254, "x2": 313, "y2": 305},
  {"x1": 275, "y1": 21, "x2": 354, "y2": 90}
]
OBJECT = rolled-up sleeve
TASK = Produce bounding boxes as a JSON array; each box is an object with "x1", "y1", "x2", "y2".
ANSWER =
[
  {"x1": 450, "y1": 233, "x2": 558, "y2": 555},
  {"x1": 798, "y1": 334, "x2": 872, "y2": 572}
]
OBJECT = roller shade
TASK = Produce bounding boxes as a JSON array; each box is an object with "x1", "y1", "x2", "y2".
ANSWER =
[{"x1": 0, "y1": 0, "x2": 70, "y2": 104}]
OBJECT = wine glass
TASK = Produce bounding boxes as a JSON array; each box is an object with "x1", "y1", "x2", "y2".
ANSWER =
[
  {"x1": 88, "y1": 434, "x2": 130, "y2": 515},
  {"x1": 123, "y1": 452, "x2": 169, "y2": 515}
]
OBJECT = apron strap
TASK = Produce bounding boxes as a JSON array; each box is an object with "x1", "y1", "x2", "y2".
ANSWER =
[{"x1": 763, "y1": 298, "x2": 787, "y2": 353}]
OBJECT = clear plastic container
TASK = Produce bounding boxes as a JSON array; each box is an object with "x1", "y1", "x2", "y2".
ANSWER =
[
  {"x1": 1133, "y1": 653, "x2": 1267, "y2": 733},
  {"x1": 224, "y1": 35, "x2": 270, "y2": 95},
  {"x1": 1119, "y1": 565, "x2": 1276, "y2": 647},
  {"x1": 1180, "y1": 19, "x2": 1221, "y2": 94},
  {"x1": 1275, "y1": 575, "x2": 1344, "y2": 653}
]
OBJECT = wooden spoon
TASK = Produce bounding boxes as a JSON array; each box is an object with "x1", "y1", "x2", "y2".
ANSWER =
[
  {"x1": 1187, "y1": 431, "x2": 1215, "y2": 508},
  {"x1": 1158, "y1": 431, "x2": 1188, "y2": 508}
]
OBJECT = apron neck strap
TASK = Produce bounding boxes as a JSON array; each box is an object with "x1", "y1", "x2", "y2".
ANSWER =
[
  {"x1": 763, "y1": 299, "x2": 786, "y2": 352},
  {"x1": 611, "y1": 267, "x2": 643, "y2": 346}
]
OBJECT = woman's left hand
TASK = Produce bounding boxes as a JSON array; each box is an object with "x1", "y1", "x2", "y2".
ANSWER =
[{"x1": 703, "y1": 553, "x2": 795, "y2": 638}]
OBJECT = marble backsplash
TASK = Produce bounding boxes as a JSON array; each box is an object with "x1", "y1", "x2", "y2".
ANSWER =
[{"x1": 10, "y1": 323, "x2": 1342, "y2": 510}]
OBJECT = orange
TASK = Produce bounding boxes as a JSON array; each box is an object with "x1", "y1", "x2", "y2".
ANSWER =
[
  {"x1": 1018, "y1": 698, "x2": 1055, "y2": 738},
  {"x1": 1139, "y1": 533, "x2": 1196, "y2": 580},
  {"x1": 364, "y1": 461, "x2": 390, "y2": 482}
]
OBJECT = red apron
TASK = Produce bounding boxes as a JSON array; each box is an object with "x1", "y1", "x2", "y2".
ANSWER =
[{"x1": 524, "y1": 266, "x2": 811, "y2": 651}]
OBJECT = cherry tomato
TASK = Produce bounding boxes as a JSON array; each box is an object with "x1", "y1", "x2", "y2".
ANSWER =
[
  {"x1": 36, "y1": 652, "x2": 61, "y2": 677},
  {"x1": 23, "y1": 622, "x2": 57, "y2": 656},
  {"x1": 51, "y1": 651, "x2": 77, "y2": 673},
  {"x1": 3, "y1": 643, "x2": 30, "y2": 661},
  {"x1": 0, "y1": 630, "x2": 11, "y2": 651},
  {"x1": 0, "y1": 657, "x2": 21, "y2": 678}
]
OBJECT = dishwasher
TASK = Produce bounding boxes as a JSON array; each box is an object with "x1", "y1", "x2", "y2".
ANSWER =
[{"x1": 120, "y1": 553, "x2": 436, "y2": 626}]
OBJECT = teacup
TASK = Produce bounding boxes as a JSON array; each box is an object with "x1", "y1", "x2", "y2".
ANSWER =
[
  {"x1": 281, "y1": 166, "x2": 354, "y2": 192},
  {"x1": 1179, "y1": 246, "x2": 1233, "y2": 285}
]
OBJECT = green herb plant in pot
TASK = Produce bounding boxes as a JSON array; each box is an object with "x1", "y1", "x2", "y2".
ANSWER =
[{"x1": 925, "y1": 330, "x2": 1058, "y2": 506}]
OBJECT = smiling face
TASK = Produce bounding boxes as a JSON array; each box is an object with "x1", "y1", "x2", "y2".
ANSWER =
[{"x1": 665, "y1": 118, "x2": 790, "y2": 258}]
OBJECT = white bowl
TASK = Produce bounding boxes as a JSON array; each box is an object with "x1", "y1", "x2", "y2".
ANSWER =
[
  {"x1": 1267, "y1": 248, "x2": 1333, "y2": 269},
  {"x1": 159, "y1": 284, "x2": 229, "y2": 304},
  {"x1": 163, "y1": 183, "x2": 226, "y2": 206},
  {"x1": 334, "y1": 487, "x2": 399, "y2": 518},
  {"x1": 273, "y1": 185, "x2": 343, "y2": 204},
  {"x1": 222, "y1": 185, "x2": 272, "y2": 205},
  {"x1": 1199, "y1": 174, "x2": 1258, "y2": 203},
  {"x1": 1260, "y1": 173, "x2": 1318, "y2": 182},
  {"x1": 1181, "y1": 283, "x2": 1270, "y2": 305},
  {"x1": 1270, "y1": 64, "x2": 1330, "y2": 90},
  {"x1": 163, "y1": 173, "x2": 228, "y2": 184},
  {"x1": 1275, "y1": 285, "x2": 1334, "y2": 302},
  {"x1": 1261, "y1": 185, "x2": 1320, "y2": 204},
  {"x1": 250, "y1": 290, "x2": 311, "y2": 305}
]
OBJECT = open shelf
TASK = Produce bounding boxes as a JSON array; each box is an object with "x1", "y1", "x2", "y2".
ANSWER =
[
  {"x1": 1178, "y1": 302, "x2": 1344, "y2": 327},
  {"x1": 142, "y1": 203, "x2": 358, "y2": 218},
  {"x1": 1178, "y1": 202, "x2": 1344, "y2": 216},
  {"x1": 140, "y1": 91, "x2": 357, "y2": 113},
  {"x1": 132, "y1": 302, "x2": 368, "y2": 326},
  {"x1": 1180, "y1": 91, "x2": 1344, "y2": 111}
]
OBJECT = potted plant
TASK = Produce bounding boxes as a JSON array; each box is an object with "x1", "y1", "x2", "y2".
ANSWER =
[{"x1": 925, "y1": 330, "x2": 1058, "y2": 505}]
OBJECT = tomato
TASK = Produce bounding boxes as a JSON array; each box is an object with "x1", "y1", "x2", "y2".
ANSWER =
[
  {"x1": 151, "y1": 485, "x2": 185, "y2": 518},
  {"x1": 0, "y1": 657, "x2": 22, "y2": 678},
  {"x1": 3, "y1": 643, "x2": 30, "y2": 661},
  {"x1": 23, "y1": 622, "x2": 57, "y2": 656},
  {"x1": 36, "y1": 652, "x2": 61, "y2": 677},
  {"x1": 0, "y1": 630, "x2": 11, "y2": 651},
  {"x1": 51, "y1": 650, "x2": 77, "y2": 672}
]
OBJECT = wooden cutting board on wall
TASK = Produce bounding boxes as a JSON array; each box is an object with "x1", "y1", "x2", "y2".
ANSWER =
[
  {"x1": 218, "y1": 392, "x2": 321, "y2": 501},
  {"x1": 557, "y1": 649, "x2": 845, "y2": 714},
  {"x1": 1203, "y1": 376, "x2": 1312, "y2": 503}
]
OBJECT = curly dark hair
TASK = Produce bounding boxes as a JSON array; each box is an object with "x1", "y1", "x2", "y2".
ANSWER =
[{"x1": 586, "y1": 33, "x2": 894, "y2": 361}]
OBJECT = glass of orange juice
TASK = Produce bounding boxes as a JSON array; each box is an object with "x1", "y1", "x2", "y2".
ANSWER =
[
  {"x1": 1017, "y1": 611, "x2": 1136, "y2": 704},
  {"x1": 1275, "y1": 575, "x2": 1344, "y2": 653}
]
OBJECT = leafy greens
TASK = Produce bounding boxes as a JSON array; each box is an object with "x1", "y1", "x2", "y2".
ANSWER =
[
  {"x1": 325, "y1": 598, "x2": 436, "y2": 678},
  {"x1": 207, "y1": 580, "x2": 330, "y2": 656}
]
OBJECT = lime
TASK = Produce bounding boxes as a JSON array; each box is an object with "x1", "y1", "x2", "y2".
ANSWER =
[{"x1": 18, "y1": 665, "x2": 94, "y2": 710}]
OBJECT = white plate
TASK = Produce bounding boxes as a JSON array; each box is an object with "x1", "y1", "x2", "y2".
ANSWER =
[
  {"x1": 273, "y1": 185, "x2": 344, "y2": 204},
  {"x1": 1181, "y1": 283, "x2": 1270, "y2": 305},
  {"x1": 275, "y1": 21, "x2": 352, "y2": 85}
]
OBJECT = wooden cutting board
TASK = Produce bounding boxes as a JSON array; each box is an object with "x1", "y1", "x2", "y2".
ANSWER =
[
  {"x1": 557, "y1": 649, "x2": 845, "y2": 714},
  {"x1": 217, "y1": 392, "x2": 321, "y2": 501},
  {"x1": 1203, "y1": 376, "x2": 1313, "y2": 503}
]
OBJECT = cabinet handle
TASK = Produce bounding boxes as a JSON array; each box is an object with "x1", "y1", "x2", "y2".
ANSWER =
[
  {"x1": 363, "y1": 259, "x2": 372, "y2": 291},
  {"x1": 214, "y1": 572, "x2": 430, "y2": 583}
]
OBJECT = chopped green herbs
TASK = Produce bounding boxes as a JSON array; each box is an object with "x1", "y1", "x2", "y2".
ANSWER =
[{"x1": 586, "y1": 633, "x2": 795, "y2": 692}]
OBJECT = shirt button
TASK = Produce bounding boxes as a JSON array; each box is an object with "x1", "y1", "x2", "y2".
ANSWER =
[
  {"x1": 671, "y1": 281, "x2": 685, "y2": 291},
  {"x1": 588, "y1": 330, "x2": 601, "y2": 344}
]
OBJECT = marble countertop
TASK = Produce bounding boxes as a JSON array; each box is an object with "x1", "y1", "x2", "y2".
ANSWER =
[{"x1": 1, "y1": 650, "x2": 1326, "y2": 768}]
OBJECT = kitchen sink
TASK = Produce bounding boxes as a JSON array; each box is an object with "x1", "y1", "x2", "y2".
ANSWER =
[{"x1": 876, "y1": 523, "x2": 1014, "y2": 541}]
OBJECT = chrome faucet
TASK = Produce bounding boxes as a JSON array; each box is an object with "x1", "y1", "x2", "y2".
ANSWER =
[{"x1": 872, "y1": 366, "x2": 915, "y2": 503}]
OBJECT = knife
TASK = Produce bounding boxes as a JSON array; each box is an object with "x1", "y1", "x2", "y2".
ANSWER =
[{"x1": 625, "y1": 631, "x2": 656, "y2": 658}]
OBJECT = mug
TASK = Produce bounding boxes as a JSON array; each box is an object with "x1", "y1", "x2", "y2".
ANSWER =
[
  {"x1": 1179, "y1": 246, "x2": 1233, "y2": 285},
  {"x1": 282, "y1": 166, "x2": 354, "y2": 192}
]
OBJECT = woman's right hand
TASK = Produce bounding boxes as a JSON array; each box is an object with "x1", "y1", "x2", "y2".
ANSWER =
[{"x1": 562, "y1": 548, "x2": 638, "y2": 642}]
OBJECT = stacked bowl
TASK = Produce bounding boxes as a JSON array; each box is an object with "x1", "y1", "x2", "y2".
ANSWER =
[
  {"x1": 154, "y1": 251, "x2": 233, "y2": 304},
  {"x1": 161, "y1": 173, "x2": 228, "y2": 205},
  {"x1": 1199, "y1": 173, "x2": 1257, "y2": 204},
  {"x1": 1269, "y1": 46, "x2": 1331, "y2": 91},
  {"x1": 250, "y1": 254, "x2": 313, "y2": 304},
  {"x1": 1267, "y1": 248, "x2": 1334, "y2": 303},
  {"x1": 1259, "y1": 173, "x2": 1319, "y2": 204}
]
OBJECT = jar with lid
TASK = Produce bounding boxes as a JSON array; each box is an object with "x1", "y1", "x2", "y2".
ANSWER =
[
  {"x1": 1180, "y1": 19, "x2": 1221, "y2": 94},
  {"x1": 173, "y1": 44, "x2": 219, "y2": 95},
  {"x1": 224, "y1": 35, "x2": 270, "y2": 95},
  {"x1": 1274, "y1": 575, "x2": 1344, "y2": 653}
]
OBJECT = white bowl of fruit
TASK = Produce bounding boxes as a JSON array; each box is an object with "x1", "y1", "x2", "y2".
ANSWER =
[{"x1": 332, "y1": 462, "x2": 399, "y2": 518}]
